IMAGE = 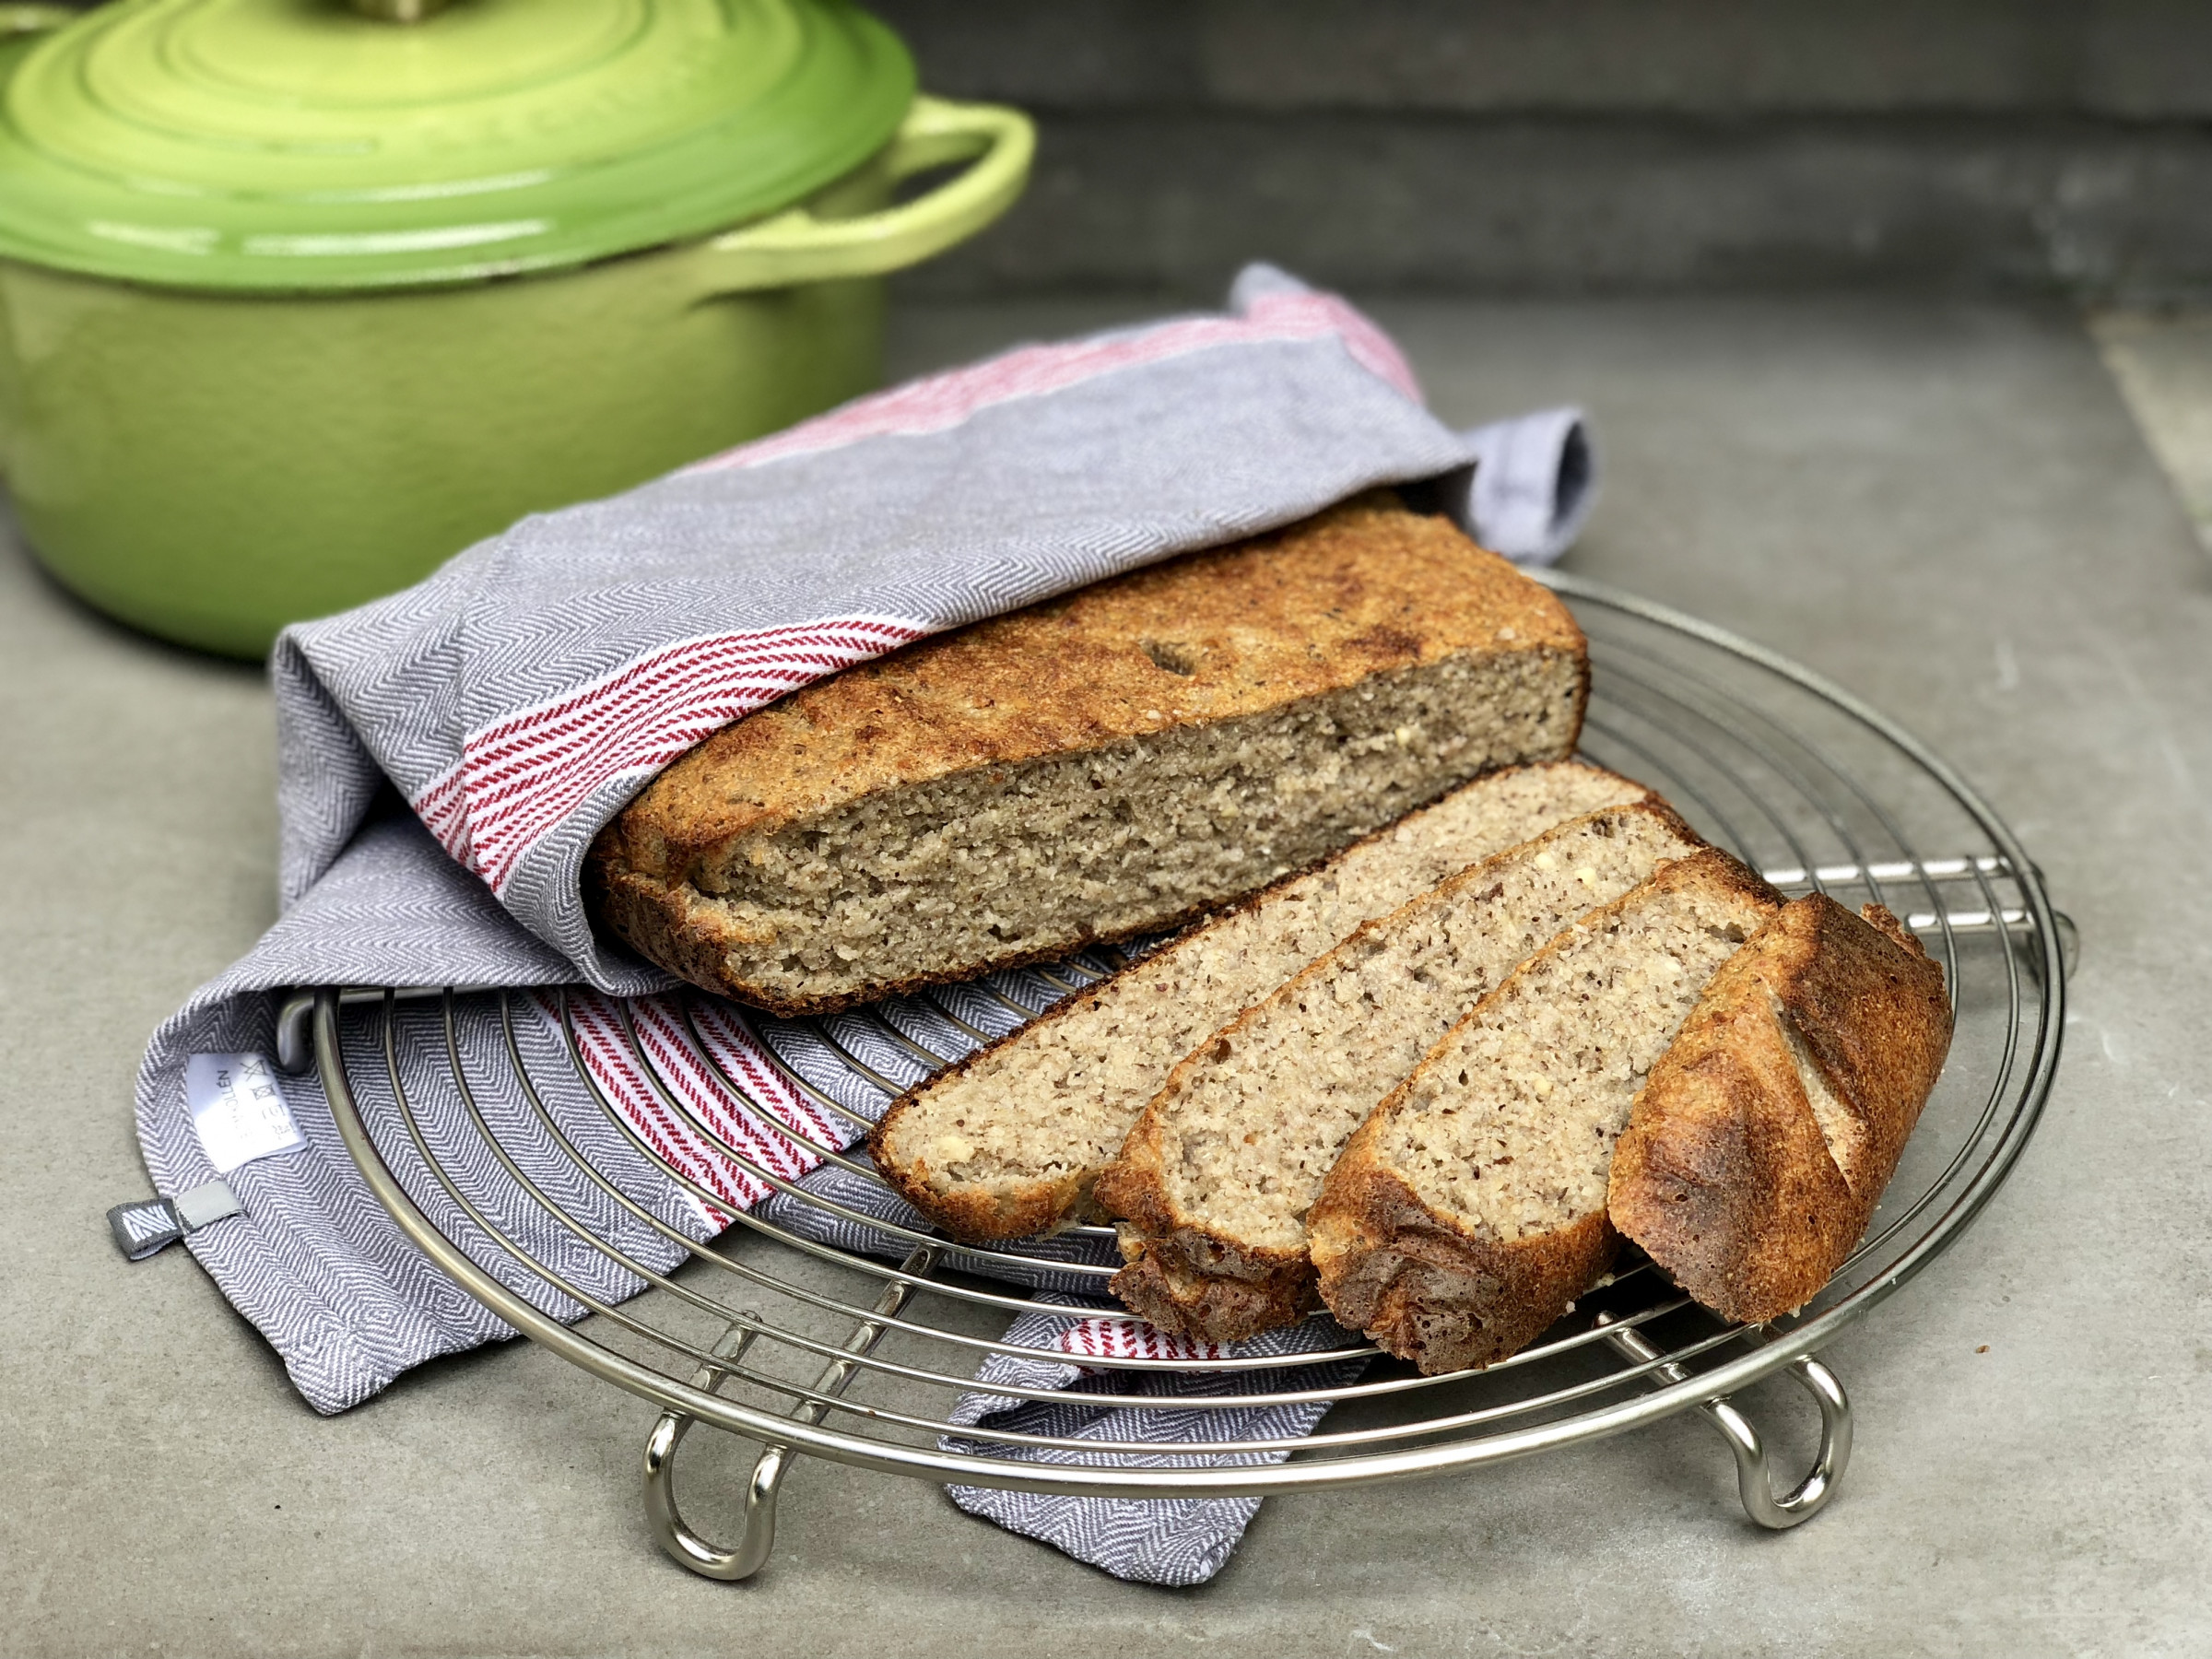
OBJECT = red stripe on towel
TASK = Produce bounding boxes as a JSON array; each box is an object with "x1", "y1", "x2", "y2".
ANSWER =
[
  {"x1": 416, "y1": 618, "x2": 923, "y2": 888},
  {"x1": 688, "y1": 289, "x2": 1421, "y2": 476}
]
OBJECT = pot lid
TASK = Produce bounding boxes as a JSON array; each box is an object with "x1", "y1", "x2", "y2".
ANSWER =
[{"x1": 0, "y1": 0, "x2": 915, "y2": 290}]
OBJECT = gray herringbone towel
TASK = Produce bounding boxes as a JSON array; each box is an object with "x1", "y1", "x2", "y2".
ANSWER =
[
  {"x1": 131, "y1": 266, "x2": 1594, "y2": 1583},
  {"x1": 943, "y1": 1297, "x2": 1369, "y2": 1587}
]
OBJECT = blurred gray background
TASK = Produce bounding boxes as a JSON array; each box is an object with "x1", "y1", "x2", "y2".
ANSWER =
[{"x1": 875, "y1": 0, "x2": 2212, "y2": 300}]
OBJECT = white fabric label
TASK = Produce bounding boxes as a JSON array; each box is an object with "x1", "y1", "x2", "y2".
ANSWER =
[{"x1": 185, "y1": 1052, "x2": 306, "y2": 1174}]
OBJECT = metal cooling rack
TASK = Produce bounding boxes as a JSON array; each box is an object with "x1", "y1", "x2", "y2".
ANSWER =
[{"x1": 293, "y1": 571, "x2": 2066, "y2": 1582}]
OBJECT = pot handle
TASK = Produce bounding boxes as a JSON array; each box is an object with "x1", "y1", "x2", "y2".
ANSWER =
[{"x1": 689, "y1": 96, "x2": 1033, "y2": 296}]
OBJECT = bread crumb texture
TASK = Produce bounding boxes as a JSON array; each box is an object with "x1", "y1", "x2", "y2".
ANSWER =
[
  {"x1": 1309, "y1": 851, "x2": 1780, "y2": 1374},
  {"x1": 869, "y1": 761, "x2": 1648, "y2": 1241},
  {"x1": 1100, "y1": 798, "x2": 1704, "y2": 1340},
  {"x1": 589, "y1": 499, "x2": 1587, "y2": 1013},
  {"x1": 1377, "y1": 874, "x2": 1766, "y2": 1235}
]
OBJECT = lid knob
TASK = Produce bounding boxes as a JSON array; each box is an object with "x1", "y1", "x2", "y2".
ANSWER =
[{"x1": 348, "y1": 0, "x2": 455, "y2": 20}]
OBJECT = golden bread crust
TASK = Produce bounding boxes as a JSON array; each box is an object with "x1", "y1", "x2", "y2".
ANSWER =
[
  {"x1": 597, "y1": 498, "x2": 1581, "y2": 869},
  {"x1": 1095, "y1": 1128, "x2": 1320, "y2": 1339},
  {"x1": 1306, "y1": 1171, "x2": 1619, "y2": 1373},
  {"x1": 1606, "y1": 897, "x2": 1952, "y2": 1323},
  {"x1": 1107, "y1": 1228, "x2": 1319, "y2": 1338},
  {"x1": 587, "y1": 497, "x2": 1587, "y2": 1011}
]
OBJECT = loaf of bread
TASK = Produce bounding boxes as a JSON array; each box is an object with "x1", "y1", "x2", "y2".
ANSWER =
[
  {"x1": 1308, "y1": 851, "x2": 1781, "y2": 1374},
  {"x1": 587, "y1": 498, "x2": 1589, "y2": 1016},
  {"x1": 1607, "y1": 896, "x2": 1951, "y2": 1324},
  {"x1": 869, "y1": 761, "x2": 1653, "y2": 1241},
  {"x1": 1098, "y1": 800, "x2": 1706, "y2": 1342}
]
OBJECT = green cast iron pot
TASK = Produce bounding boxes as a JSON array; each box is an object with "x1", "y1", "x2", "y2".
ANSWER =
[{"x1": 0, "y1": 8, "x2": 1030, "y2": 658}]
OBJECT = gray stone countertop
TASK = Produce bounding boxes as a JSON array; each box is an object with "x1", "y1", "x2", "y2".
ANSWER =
[{"x1": 3, "y1": 295, "x2": 2206, "y2": 1657}]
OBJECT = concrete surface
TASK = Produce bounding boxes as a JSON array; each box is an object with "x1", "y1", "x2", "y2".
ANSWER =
[
  {"x1": 4, "y1": 295, "x2": 2209, "y2": 1656},
  {"x1": 876, "y1": 0, "x2": 2212, "y2": 117},
  {"x1": 2095, "y1": 310, "x2": 2212, "y2": 557},
  {"x1": 894, "y1": 113, "x2": 2212, "y2": 301},
  {"x1": 875, "y1": 3, "x2": 2212, "y2": 300}
]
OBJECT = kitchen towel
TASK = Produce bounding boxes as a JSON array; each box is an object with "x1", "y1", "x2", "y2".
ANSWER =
[
  {"x1": 132, "y1": 265, "x2": 1597, "y2": 1581},
  {"x1": 943, "y1": 1298, "x2": 1370, "y2": 1588}
]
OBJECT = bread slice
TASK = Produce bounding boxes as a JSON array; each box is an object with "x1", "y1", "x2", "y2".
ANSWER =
[
  {"x1": 1607, "y1": 895, "x2": 1951, "y2": 1324},
  {"x1": 588, "y1": 497, "x2": 1588, "y2": 1016},
  {"x1": 1098, "y1": 800, "x2": 1707, "y2": 1341},
  {"x1": 867, "y1": 761, "x2": 1653, "y2": 1241},
  {"x1": 1308, "y1": 851, "x2": 1780, "y2": 1375}
]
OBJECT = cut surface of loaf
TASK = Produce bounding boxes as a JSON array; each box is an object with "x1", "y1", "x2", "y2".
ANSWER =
[
  {"x1": 1309, "y1": 850, "x2": 1781, "y2": 1375},
  {"x1": 1099, "y1": 800, "x2": 1706, "y2": 1341},
  {"x1": 1608, "y1": 895, "x2": 1952, "y2": 1324},
  {"x1": 867, "y1": 761, "x2": 1653, "y2": 1241},
  {"x1": 588, "y1": 498, "x2": 1588, "y2": 1015}
]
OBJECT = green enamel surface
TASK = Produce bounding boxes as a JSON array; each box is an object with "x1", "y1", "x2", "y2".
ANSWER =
[
  {"x1": 0, "y1": 0, "x2": 914, "y2": 289},
  {"x1": 1, "y1": 244, "x2": 890, "y2": 655}
]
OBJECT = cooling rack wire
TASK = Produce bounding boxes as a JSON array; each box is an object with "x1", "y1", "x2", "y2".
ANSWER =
[{"x1": 279, "y1": 571, "x2": 2068, "y2": 1581}]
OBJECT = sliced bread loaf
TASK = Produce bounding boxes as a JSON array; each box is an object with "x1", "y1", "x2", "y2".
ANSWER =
[
  {"x1": 1098, "y1": 799, "x2": 1706, "y2": 1341},
  {"x1": 868, "y1": 761, "x2": 1653, "y2": 1241},
  {"x1": 1308, "y1": 850, "x2": 1780, "y2": 1374},
  {"x1": 589, "y1": 497, "x2": 1589, "y2": 1016},
  {"x1": 1607, "y1": 895, "x2": 1951, "y2": 1324}
]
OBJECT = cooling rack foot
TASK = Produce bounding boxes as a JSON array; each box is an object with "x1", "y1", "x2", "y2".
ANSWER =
[
  {"x1": 1598, "y1": 1315, "x2": 1853, "y2": 1530},
  {"x1": 643, "y1": 1325, "x2": 786, "y2": 1581},
  {"x1": 643, "y1": 1411, "x2": 791, "y2": 1581},
  {"x1": 642, "y1": 1245, "x2": 938, "y2": 1582}
]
